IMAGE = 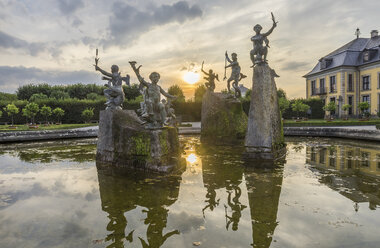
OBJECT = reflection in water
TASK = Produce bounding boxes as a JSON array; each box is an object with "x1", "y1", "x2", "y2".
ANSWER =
[
  {"x1": 1, "y1": 137, "x2": 380, "y2": 247},
  {"x1": 198, "y1": 143, "x2": 285, "y2": 247},
  {"x1": 244, "y1": 165, "x2": 284, "y2": 248},
  {"x1": 97, "y1": 168, "x2": 182, "y2": 248},
  {"x1": 0, "y1": 139, "x2": 97, "y2": 163},
  {"x1": 304, "y1": 138, "x2": 380, "y2": 211}
]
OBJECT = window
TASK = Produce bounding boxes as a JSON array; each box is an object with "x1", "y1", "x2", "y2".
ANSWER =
[
  {"x1": 362, "y1": 76, "x2": 370, "y2": 90},
  {"x1": 329, "y1": 149, "x2": 335, "y2": 168},
  {"x1": 310, "y1": 147, "x2": 316, "y2": 162},
  {"x1": 363, "y1": 51, "x2": 369, "y2": 62},
  {"x1": 330, "y1": 76, "x2": 336, "y2": 93},
  {"x1": 348, "y1": 74, "x2": 354, "y2": 92},
  {"x1": 319, "y1": 149, "x2": 326, "y2": 164},
  {"x1": 360, "y1": 152, "x2": 370, "y2": 167},
  {"x1": 320, "y1": 78, "x2": 325, "y2": 93},
  {"x1": 348, "y1": 96, "x2": 353, "y2": 115},
  {"x1": 347, "y1": 151, "x2": 353, "y2": 169},
  {"x1": 311, "y1": 80, "x2": 316, "y2": 95},
  {"x1": 378, "y1": 73, "x2": 380, "y2": 89}
]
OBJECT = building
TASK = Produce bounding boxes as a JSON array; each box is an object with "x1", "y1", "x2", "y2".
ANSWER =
[{"x1": 304, "y1": 30, "x2": 380, "y2": 117}]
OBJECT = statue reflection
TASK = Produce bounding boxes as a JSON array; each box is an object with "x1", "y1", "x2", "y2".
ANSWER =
[
  {"x1": 244, "y1": 158, "x2": 285, "y2": 248},
  {"x1": 305, "y1": 139, "x2": 380, "y2": 211},
  {"x1": 96, "y1": 166, "x2": 182, "y2": 248},
  {"x1": 225, "y1": 185, "x2": 247, "y2": 231},
  {"x1": 199, "y1": 144, "x2": 246, "y2": 231}
]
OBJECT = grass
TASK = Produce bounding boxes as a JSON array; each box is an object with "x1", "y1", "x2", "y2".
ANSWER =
[
  {"x1": 283, "y1": 118, "x2": 380, "y2": 127},
  {"x1": 0, "y1": 123, "x2": 98, "y2": 132}
]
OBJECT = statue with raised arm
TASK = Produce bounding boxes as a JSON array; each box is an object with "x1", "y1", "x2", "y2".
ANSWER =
[
  {"x1": 201, "y1": 61, "x2": 219, "y2": 92},
  {"x1": 250, "y1": 12, "x2": 278, "y2": 66},
  {"x1": 129, "y1": 61, "x2": 176, "y2": 129},
  {"x1": 94, "y1": 52, "x2": 130, "y2": 110},
  {"x1": 225, "y1": 51, "x2": 246, "y2": 98}
]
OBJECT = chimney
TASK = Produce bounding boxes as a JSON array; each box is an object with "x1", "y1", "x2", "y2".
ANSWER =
[{"x1": 371, "y1": 30, "x2": 378, "y2": 38}]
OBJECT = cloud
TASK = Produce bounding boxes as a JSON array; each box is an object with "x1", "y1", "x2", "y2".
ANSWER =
[
  {"x1": 0, "y1": 31, "x2": 46, "y2": 56},
  {"x1": 281, "y1": 61, "x2": 310, "y2": 71},
  {"x1": 57, "y1": 0, "x2": 84, "y2": 15},
  {"x1": 0, "y1": 66, "x2": 99, "y2": 93},
  {"x1": 105, "y1": 1, "x2": 202, "y2": 47}
]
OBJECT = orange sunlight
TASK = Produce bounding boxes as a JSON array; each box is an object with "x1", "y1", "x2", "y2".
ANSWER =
[{"x1": 183, "y1": 71, "x2": 200, "y2": 84}]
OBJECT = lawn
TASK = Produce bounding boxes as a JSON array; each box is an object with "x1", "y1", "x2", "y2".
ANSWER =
[
  {"x1": 0, "y1": 123, "x2": 98, "y2": 132},
  {"x1": 283, "y1": 118, "x2": 380, "y2": 127}
]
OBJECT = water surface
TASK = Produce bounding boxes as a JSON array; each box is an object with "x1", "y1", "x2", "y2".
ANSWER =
[{"x1": 0, "y1": 136, "x2": 379, "y2": 248}]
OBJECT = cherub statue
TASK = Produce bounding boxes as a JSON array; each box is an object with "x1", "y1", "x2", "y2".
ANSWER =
[
  {"x1": 225, "y1": 51, "x2": 246, "y2": 98},
  {"x1": 94, "y1": 53, "x2": 130, "y2": 110},
  {"x1": 129, "y1": 61, "x2": 176, "y2": 128},
  {"x1": 162, "y1": 98, "x2": 176, "y2": 126},
  {"x1": 250, "y1": 12, "x2": 278, "y2": 66},
  {"x1": 201, "y1": 61, "x2": 219, "y2": 92}
]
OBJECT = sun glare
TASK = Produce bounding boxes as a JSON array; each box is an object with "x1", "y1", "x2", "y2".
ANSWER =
[
  {"x1": 186, "y1": 153, "x2": 198, "y2": 164},
  {"x1": 183, "y1": 71, "x2": 200, "y2": 84}
]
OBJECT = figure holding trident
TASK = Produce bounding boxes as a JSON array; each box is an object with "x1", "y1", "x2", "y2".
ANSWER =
[
  {"x1": 250, "y1": 12, "x2": 278, "y2": 66},
  {"x1": 93, "y1": 49, "x2": 130, "y2": 110},
  {"x1": 201, "y1": 61, "x2": 219, "y2": 92},
  {"x1": 225, "y1": 51, "x2": 246, "y2": 98}
]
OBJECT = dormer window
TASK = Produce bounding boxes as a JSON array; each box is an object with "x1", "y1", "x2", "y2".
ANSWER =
[
  {"x1": 320, "y1": 58, "x2": 333, "y2": 69},
  {"x1": 363, "y1": 51, "x2": 370, "y2": 62}
]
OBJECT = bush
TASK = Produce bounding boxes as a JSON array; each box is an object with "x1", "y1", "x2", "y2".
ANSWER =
[
  {"x1": 81, "y1": 108, "x2": 94, "y2": 123},
  {"x1": 292, "y1": 100, "x2": 310, "y2": 118},
  {"x1": 123, "y1": 84, "x2": 141, "y2": 101},
  {"x1": 172, "y1": 101, "x2": 202, "y2": 121},
  {"x1": 50, "y1": 90, "x2": 70, "y2": 100},
  {"x1": 29, "y1": 93, "x2": 48, "y2": 102},
  {"x1": 0, "y1": 92, "x2": 18, "y2": 101}
]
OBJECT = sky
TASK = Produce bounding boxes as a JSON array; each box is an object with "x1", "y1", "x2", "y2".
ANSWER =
[{"x1": 0, "y1": 0, "x2": 379, "y2": 99}]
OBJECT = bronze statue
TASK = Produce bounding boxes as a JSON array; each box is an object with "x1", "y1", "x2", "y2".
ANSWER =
[
  {"x1": 250, "y1": 12, "x2": 278, "y2": 66},
  {"x1": 201, "y1": 61, "x2": 219, "y2": 92},
  {"x1": 94, "y1": 49, "x2": 130, "y2": 110},
  {"x1": 225, "y1": 51, "x2": 246, "y2": 98},
  {"x1": 129, "y1": 61, "x2": 176, "y2": 129}
]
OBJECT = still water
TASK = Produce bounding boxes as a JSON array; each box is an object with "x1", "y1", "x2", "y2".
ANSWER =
[{"x1": 0, "y1": 136, "x2": 379, "y2": 248}]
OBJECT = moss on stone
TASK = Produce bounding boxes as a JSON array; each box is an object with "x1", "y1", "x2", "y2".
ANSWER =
[{"x1": 131, "y1": 133, "x2": 150, "y2": 156}]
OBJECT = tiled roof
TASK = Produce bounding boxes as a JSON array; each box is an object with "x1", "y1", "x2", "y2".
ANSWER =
[{"x1": 304, "y1": 36, "x2": 380, "y2": 77}]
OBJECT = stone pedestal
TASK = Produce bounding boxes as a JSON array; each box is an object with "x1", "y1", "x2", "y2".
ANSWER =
[
  {"x1": 244, "y1": 64, "x2": 284, "y2": 160},
  {"x1": 201, "y1": 91, "x2": 247, "y2": 144},
  {"x1": 96, "y1": 109, "x2": 182, "y2": 173}
]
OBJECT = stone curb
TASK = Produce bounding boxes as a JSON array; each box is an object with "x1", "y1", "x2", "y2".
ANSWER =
[{"x1": 1, "y1": 126, "x2": 380, "y2": 143}]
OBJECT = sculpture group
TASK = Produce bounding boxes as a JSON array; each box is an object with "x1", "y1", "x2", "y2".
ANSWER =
[{"x1": 96, "y1": 13, "x2": 283, "y2": 170}]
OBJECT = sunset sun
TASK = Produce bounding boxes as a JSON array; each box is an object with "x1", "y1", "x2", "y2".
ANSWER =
[{"x1": 183, "y1": 71, "x2": 200, "y2": 84}]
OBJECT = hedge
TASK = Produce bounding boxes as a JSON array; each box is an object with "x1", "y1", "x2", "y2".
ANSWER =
[{"x1": 0, "y1": 98, "x2": 140, "y2": 124}]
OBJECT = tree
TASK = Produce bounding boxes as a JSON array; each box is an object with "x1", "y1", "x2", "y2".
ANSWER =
[
  {"x1": 53, "y1": 107, "x2": 65, "y2": 123},
  {"x1": 3, "y1": 103, "x2": 19, "y2": 126},
  {"x1": 323, "y1": 102, "x2": 337, "y2": 119},
  {"x1": 22, "y1": 102, "x2": 39, "y2": 124},
  {"x1": 292, "y1": 99, "x2": 310, "y2": 118},
  {"x1": 168, "y1": 84, "x2": 185, "y2": 102},
  {"x1": 50, "y1": 90, "x2": 70, "y2": 100},
  {"x1": 277, "y1": 88, "x2": 287, "y2": 99},
  {"x1": 194, "y1": 85, "x2": 207, "y2": 102},
  {"x1": 29, "y1": 93, "x2": 48, "y2": 102},
  {"x1": 358, "y1": 102, "x2": 370, "y2": 118},
  {"x1": 81, "y1": 108, "x2": 94, "y2": 123},
  {"x1": 0, "y1": 110, "x2": 2, "y2": 118},
  {"x1": 40, "y1": 105, "x2": 52, "y2": 124},
  {"x1": 342, "y1": 104, "x2": 351, "y2": 117},
  {"x1": 279, "y1": 97, "x2": 290, "y2": 114}
]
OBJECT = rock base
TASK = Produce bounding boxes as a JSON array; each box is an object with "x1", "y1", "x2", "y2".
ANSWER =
[
  {"x1": 201, "y1": 91, "x2": 247, "y2": 144},
  {"x1": 245, "y1": 64, "x2": 284, "y2": 160},
  {"x1": 96, "y1": 109, "x2": 182, "y2": 173}
]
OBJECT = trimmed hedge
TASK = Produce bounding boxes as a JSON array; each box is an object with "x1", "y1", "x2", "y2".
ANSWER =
[
  {"x1": 284, "y1": 119, "x2": 380, "y2": 127},
  {"x1": 0, "y1": 98, "x2": 140, "y2": 124}
]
